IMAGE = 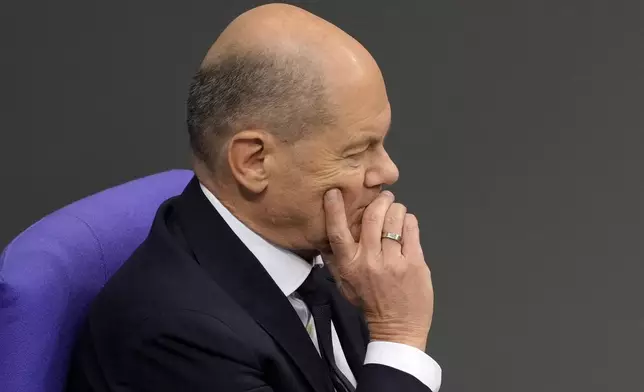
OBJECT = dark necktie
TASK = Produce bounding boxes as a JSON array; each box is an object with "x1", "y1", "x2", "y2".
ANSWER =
[{"x1": 298, "y1": 266, "x2": 357, "y2": 392}]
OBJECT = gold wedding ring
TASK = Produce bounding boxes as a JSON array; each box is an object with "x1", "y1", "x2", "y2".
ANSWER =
[{"x1": 381, "y1": 232, "x2": 403, "y2": 244}]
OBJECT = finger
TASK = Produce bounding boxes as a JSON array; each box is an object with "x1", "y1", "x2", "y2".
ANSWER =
[
  {"x1": 402, "y1": 213, "x2": 422, "y2": 258},
  {"x1": 323, "y1": 189, "x2": 356, "y2": 260},
  {"x1": 360, "y1": 191, "x2": 395, "y2": 250},
  {"x1": 381, "y1": 203, "x2": 407, "y2": 254},
  {"x1": 325, "y1": 261, "x2": 362, "y2": 306}
]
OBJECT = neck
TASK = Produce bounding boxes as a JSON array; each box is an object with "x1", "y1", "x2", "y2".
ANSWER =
[{"x1": 196, "y1": 168, "x2": 316, "y2": 257}]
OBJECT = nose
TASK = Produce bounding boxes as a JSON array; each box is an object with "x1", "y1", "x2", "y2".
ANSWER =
[{"x1": 365, "y1": 148, "x2": 399, "y2": 188}]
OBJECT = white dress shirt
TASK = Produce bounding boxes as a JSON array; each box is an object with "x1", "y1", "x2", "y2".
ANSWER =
[{"x1": 201, "y1": 184, "x2": 442, "y2": 391}]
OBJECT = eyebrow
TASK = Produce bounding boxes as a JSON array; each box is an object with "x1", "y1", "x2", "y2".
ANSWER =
[
  {"x1": 342, "y1": 125, "x2": 391, "y2": 153},
  {"x1": 342, "y1": 120, "x2": 391, "y2": 153}
]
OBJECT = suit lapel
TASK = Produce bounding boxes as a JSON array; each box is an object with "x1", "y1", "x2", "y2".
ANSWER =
[{"x1": 174, "y1": 177, "x2": 333, "y2": 392}]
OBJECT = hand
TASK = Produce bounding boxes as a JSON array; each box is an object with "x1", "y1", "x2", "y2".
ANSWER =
[{"x1": 321, "y1": 189, "x2": 434, "y2": 351}]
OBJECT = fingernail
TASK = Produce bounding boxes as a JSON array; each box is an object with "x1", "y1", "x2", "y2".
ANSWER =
[
  {"x1": 382, "y1": 190, "x2": 393, "y2": 198},
  {"x1": 326, "y1": 189, "x2": 339, "y2": 201}
]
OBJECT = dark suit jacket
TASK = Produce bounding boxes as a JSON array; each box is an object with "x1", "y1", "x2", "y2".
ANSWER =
[{"x1": 66, "y1": 177, "x2": 432, "y2": 392}]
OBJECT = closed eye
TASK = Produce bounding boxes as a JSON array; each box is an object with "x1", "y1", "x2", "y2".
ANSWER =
[{"x1": 346, "y1": 148, "x2": 369, "y2": 158}]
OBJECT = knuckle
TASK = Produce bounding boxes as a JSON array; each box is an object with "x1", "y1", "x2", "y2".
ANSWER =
[
  {"x1": 327, "y1": 231, "x2": 345, "y2": 245},
  {"x1": 385, "y1": 214, "x2": 399, "y2": 225},
  {"x1": 381, "y1": 190, "x2": 395, "y2": 200},
  {"x1": 365, "y1": 262, "x2": 381, "y2": 278},
  {"x1": 394, "y1": 202, "x2": 407, "y2": 213},
  {"x1": 404, "y1": 214, "x2": 419, "y2": 230},
  {"x1": 390, "y1": 203, "x2": 406, "y2": 214},
  {"x1": 404, "y1": 222, "x2": 418, "y2": 233},
  {"x1": 363, "y1": 211, "x2": 381, "y2": 224},
  {"x1": 389, "y1": 262, "x2": 407, "y2": 278},
  {"x1": 385, "y1": 204, "x2": 406, "y2": 223}
]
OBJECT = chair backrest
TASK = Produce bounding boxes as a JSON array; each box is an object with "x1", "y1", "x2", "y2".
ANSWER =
[{"x1": 0, "y1": 169, "x2": 193, "y2": 392}]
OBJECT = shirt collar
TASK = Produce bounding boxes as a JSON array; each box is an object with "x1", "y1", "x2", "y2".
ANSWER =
[{"x1": 200, "y1": 183, "x2": 323, "y2": 297}]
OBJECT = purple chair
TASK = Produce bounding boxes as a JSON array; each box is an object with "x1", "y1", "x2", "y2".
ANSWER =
[{"x1": 0, "y1": 170, "x2": 193, "y2": 392}]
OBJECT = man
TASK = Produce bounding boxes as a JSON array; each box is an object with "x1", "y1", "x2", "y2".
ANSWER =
[{"x1": 67, "y1": 3, "x2": 441, "y2": 392}]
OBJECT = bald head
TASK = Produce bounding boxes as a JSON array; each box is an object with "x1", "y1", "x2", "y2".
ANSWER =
[
  {"x1": 201, "y1": 3, "x2": 378, "y2": 78},
  {"x1": 187, "y1": 3, "x2": 384, "y2": 169}
]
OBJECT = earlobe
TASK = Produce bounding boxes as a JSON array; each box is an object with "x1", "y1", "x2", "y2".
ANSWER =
[{"x1": 227, "y1": 130, "x2": 271, "y2": 194}]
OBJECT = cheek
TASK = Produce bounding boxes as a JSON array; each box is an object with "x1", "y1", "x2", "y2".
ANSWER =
[
  {"x1": 332, "y1": 172, "x2": 366, "y2": 209},
  {"x1": 305, "y1": 158, "x2": 368, "y2": 220},
  {"x1": 339, "y1": 183, "x2": 369, "y2": 229},
  {"x1": 311, "y1": 163, "x2": 364, "y2": 197},
  {"x1": 339, "y1": 188, "x2": 364, "y2": 214}
]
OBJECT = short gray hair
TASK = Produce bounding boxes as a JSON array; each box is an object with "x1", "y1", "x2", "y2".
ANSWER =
[{"x1": 186, "y1": 49, "x2": 334, "y2": 168}]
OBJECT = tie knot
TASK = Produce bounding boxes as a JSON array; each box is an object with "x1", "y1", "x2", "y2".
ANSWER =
[{"x1": 297, "y1": 266, "x2": 332, "y2": 306}]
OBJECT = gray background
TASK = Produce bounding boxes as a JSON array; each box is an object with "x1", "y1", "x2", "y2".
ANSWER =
[{"x1": 1, "y1": 0, "x2": 643, "y2": 391}]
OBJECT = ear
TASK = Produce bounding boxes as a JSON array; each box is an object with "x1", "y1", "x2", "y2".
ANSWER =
[{"x1": 226, "y1": 130, "x2": 275, "y2": 194}]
